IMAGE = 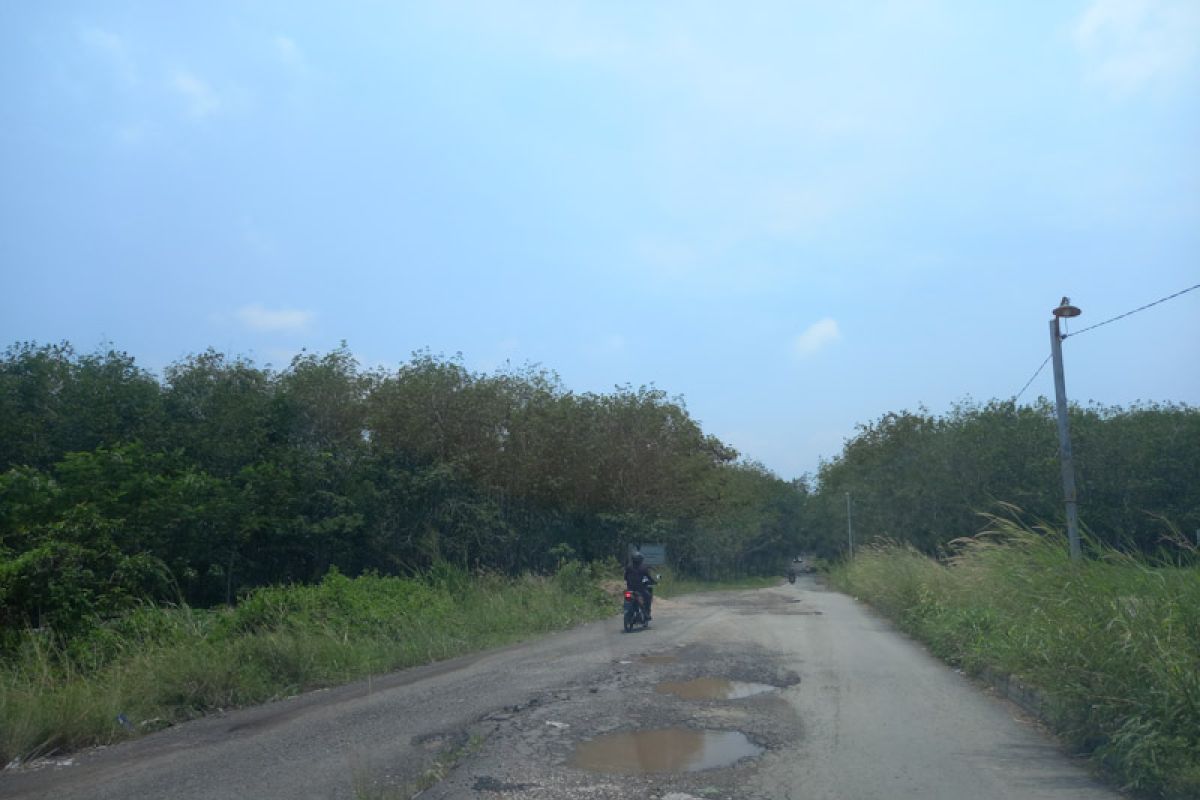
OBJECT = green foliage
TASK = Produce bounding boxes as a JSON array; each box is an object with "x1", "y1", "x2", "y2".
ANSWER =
[
  {"x1": 0, "y1": 565, "x2": 611, "y2": 765},
  {"x1": 833, "y1": 523, "x2": 1200, "y2": 799},
  {"x1": 0, "y1": 343, "x2": 162, "y2": 471},
  {"x1": 1, "y1": 341, "x2": 803, "y2": 652},
  {"x1": 5, "y1": 336, "x2": 1195, "y2": 784},
  {"x1": 805, "y1": 399, "x2": 1200, "y2": 557}
]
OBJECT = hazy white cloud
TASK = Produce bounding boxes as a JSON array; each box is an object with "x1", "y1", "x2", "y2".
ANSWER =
[
  {"x1": 442, "y1": 4, "x2": 919, "y2": 270},
  {"x1": 1074, "y1": 0, "x2": 1200, "y2": 93},
  {"x1": 235, "y1": 304, "x2": 314, "y2": 332},
  {"x1": 273, "y1": 35, "x2": 305, "y2": 71},
  {"x1": 170, "y1": 70, "x2": 222, "y2": 117},
  {"x1": 79, "y1": 26, "x2": 138, "y2": 86},
  {"x1": 793, "y1": 318, "x2": 841, "y2": 358}
]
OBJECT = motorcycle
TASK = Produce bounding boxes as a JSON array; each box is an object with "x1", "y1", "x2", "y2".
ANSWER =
[
  {"x1": 622, "y1": 575, "x2": 657, "y2": 633},
  {"x1": 787, "y1": 557, "x2": 804, "y2": 584}
]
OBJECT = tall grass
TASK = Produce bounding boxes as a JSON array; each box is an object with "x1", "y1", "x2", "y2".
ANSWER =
[
  {"x1": 832, "y1": 518, "x2": 1200, "y2": 799},
  {"x1": 0, "y1": 563, "x2": 609, "y2": 767}
]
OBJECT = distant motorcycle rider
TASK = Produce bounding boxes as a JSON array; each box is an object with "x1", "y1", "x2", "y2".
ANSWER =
[{"x1": 624, "y1": 552, "x2": 657, "y2": 620}]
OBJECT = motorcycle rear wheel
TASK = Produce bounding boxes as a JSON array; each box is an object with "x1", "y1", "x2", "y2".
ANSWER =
[{"x1": 623, "y1": 609, "x2": 635, "y2": 633}]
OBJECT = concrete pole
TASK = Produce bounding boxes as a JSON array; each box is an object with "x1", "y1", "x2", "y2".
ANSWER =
[{"x1": 1049, "y1": 318, "x2": 1082, "y2": 561}]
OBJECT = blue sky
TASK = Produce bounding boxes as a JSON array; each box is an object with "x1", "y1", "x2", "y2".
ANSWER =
[{"x1": 2, "y1": 1, "x2": 1198, "y2": 479}]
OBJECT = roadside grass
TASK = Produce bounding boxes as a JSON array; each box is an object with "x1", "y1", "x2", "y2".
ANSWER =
[
  {"x1": 1, "y1": 561, "x2": 789, "y2": 768},
  {"x1": 0, "y1": 563, "x2": 609, "y2": 767},
  {"x1": 831, "y1": 517, "x2": 1200, "y2": 800}
]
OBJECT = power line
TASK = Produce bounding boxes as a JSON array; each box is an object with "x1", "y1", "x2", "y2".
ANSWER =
[
  {"x1": 1013, "y1": 282, "x2": 1198, "y2": 402},
  {"x1": 1013, "y1": 354, "x2": 1051, "y2": 402},
  {"x1": 1063, "y1": 282, "x2": 1200, "y2": 340}
]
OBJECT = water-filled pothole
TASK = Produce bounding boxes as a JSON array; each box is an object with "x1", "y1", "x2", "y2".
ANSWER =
[
  {"x1": 570, "y1": 729, "x2": 763, "y2": 774},
  {"x1": 654, "y1": 677, "x2": 778, "y2": 700}
]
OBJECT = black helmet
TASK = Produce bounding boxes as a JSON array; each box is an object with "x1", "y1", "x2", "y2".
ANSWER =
[{"x1": 632, "y1": 552, "x2": 644, "y2": 565}]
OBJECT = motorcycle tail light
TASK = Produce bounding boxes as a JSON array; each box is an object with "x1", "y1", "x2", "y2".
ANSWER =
[{"x1": 623, "y1": 591, "x2": 633, "y2": 600}]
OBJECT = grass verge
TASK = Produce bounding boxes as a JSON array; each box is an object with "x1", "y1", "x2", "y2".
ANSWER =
[
  {"x1": 830, "y1": 517, "x2": 1200, "y2": 799},
  {"x1": 0, "y1": 562, "x2": 608, "y2": 767},
  {"x1": 1, "y1": 562, "x2": 787, "y2": 770}
]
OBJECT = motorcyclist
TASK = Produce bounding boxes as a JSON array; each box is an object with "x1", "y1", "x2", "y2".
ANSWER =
[
  {"x1": 787, "y1": 555, "x2": 802, "y2": 581},
  {"x1": 623, "y1": 552, "x2": 657, "y2": 621}
]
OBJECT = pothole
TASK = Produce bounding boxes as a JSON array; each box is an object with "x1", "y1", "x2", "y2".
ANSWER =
[
  {"x1": 638, "y1": 654, "x2": 679, "y2": 665},
  {"x1": 654, "y1": 677, "x2": 779, "y2": 700},
  {"x1": 569, "y1": 729, "x2": 763, "y2": 774}
]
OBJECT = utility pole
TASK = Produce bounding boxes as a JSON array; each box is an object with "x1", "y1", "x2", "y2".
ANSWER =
[
  {"x1": 1050, "y1": 298, "x2": 1082, "y2": 561},
  {"x1": 846, "y1": 492, "x2": 854, "y2": 558}
]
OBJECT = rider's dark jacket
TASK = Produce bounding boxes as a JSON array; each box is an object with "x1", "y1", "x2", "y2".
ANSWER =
[{"x1": 624, "y1": 563, "x2": 656, "y2": 594}]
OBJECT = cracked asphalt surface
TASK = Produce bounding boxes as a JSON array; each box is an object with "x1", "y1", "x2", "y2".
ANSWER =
[{"x1": 1, "y1": 577, "x2": 1124, "y2": 799}]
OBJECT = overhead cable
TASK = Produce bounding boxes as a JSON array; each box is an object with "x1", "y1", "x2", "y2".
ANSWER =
[
  {"x1": 1012, "y1": 355, "x2": 1051, "y2": 402},
  {"x1": 1063, "y1": 282, "x2": 1200, "y2": 339},
  {"x1": 1012, "y1": 281, "x2": 1198, "y2": 402}
]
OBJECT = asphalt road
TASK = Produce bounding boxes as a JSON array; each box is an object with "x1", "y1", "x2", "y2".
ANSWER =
[{"x1": 1, "y1": 577, "x2": 1124, "y2": 800}]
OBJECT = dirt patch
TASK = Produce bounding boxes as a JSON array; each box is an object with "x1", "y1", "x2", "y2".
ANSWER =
[
  {"x1": 638, "y1": 654, "x2": 679, "y2": 665},
  {"x1": 702, "y1": 591, "x2": 826, "y2": 617}
]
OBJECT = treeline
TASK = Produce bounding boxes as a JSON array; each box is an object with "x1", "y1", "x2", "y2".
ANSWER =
[
  {"x1": 803, "y1": 399, "x2": 1200, "y2": 556},
  {"x1": 0, "y1": 342, "x2": 803, "y2": 637},
  {"x1": 4, "y1": 340, "x2": 1195, "y2": 641}
]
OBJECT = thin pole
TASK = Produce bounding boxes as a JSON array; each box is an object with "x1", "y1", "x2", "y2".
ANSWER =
[
  {"x1": 1049, "y1": 318, "x2": 1082, "y2": 561},
  {"x1": 846, "y1": 492, "x2": 854, "y2": 557}
]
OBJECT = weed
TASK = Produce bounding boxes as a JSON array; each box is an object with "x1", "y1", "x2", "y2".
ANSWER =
[
  {"x1": 0, "y1": 565, "x2": 607, "y2": 766},
  {"x1": 1, "y1": 563, "x2": 789, "y2": 767}
]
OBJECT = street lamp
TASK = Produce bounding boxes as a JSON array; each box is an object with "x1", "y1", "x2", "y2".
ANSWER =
[{"x1": 1050, "y1": 298, "x2": 1082, "y2": 561}]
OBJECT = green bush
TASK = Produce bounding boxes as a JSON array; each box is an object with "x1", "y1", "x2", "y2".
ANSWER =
[{"x1": 0, "y1": 562, "x2": 611, "y2": 766}]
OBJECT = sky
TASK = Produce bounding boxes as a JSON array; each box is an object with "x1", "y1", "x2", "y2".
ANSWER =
[{"x1": 2, "y1": 0, "x2": 1198, "y2": 480}]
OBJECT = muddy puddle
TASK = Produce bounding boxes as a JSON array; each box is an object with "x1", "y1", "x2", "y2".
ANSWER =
[
  {"x1": 654, "y1": 677, "x2": 778, "y2": 700},
  {"x1": 570, "y1": 729, "x2": 763, "y2": 774}
]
